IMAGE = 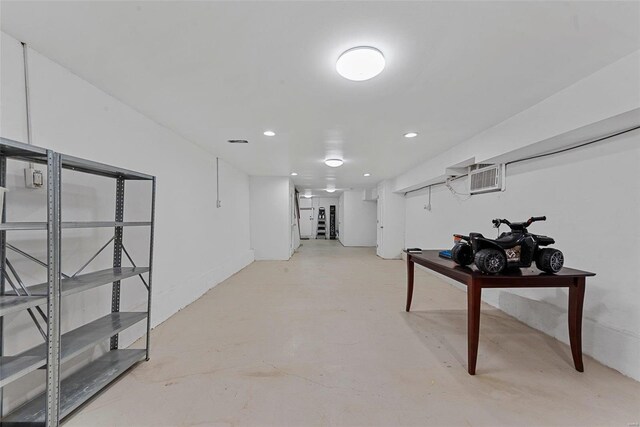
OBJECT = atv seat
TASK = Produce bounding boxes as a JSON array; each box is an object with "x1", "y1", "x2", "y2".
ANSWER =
[{"x1": 494, "y1": 233, "x2": 521, "y2": 249}]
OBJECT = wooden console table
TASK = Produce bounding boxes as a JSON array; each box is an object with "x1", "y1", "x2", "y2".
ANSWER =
[{"x1": 405, "y1": 250, "x2": 595, "y2": 375}]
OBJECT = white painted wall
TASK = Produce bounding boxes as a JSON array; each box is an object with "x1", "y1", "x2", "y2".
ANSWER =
[
  {"x1": 1, "y1": 32, "x2": 254, "y2": 409},
  {"x1": 249, "y1": 176, "x2": 292, "y2": 260},
  {"x1": 394, "y1": 50, "x2": 640, "y2": 193},
  {"x1": 339, "y1": 190, "x2": 376, "y2": 247}
]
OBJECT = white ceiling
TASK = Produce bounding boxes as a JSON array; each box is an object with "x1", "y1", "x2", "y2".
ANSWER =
[{"x1": 2, "y1": 1, "x2": 639, "y2": 196}]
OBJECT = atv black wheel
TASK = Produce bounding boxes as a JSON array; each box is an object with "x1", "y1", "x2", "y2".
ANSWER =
[
  {"x1": 474, "y1": 248, "x2": 507, "y2": 274},
  {"x1": 451, "y1": 243, "x2": 473, "y2": 266},
  {"x1": 536, "y1": 248, "x2": 564, "y2": 273}
]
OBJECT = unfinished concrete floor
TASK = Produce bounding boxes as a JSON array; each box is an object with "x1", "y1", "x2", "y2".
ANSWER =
[{"x1": 67, "y1": 239, "x2": 639, "y2": 426}]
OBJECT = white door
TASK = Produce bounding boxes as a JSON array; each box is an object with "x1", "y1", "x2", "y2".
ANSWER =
[
  {"x1": 300, "y1": 208, "x2": 314, "y2": 238},
  {"x1": 376, "y1": 193, "x2": 384, "y2": 257}
]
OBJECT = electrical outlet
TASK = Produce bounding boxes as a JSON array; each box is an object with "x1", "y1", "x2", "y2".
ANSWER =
[{"x1": 24, "y1": 168, "x2": 44, "y2": 189}]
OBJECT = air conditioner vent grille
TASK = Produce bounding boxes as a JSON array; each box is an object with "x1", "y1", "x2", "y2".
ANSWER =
[{"x1": 469, "y1": 164, "x2": 505, "y2": 194}]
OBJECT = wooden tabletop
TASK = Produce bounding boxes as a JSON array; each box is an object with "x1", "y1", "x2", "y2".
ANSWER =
[{"x1": 406, "y1": 250, "x2": 595, "y2": 285}]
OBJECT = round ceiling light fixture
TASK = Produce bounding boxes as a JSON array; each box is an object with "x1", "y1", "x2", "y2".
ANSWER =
[
  {"x1": 290, "y1": 172, "x2": 298, "y2": 176},
  {"x1": 404, "y1": 132, "x2": 418, "y2": 138},
  {"x1": 363, "y1": 173, "x2": 371, "y2": 177},
  {"x1": 303, "y1": 194, "x2": 312, "y2": 198},
  {"x1": 326, "y1": 188, "x2": 336, "y2": 193},
  {"x1": 263, "y1": 130, "x2": 276, "y2": 137},
  {"x1": 336, "y1": 46, "x2": 385, "y2": 81},
  {"x1": 324, "y1": 158, "x2": 344, "y2": 168}
]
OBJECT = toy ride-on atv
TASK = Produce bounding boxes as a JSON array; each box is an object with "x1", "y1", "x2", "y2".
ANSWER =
[{"x1": 451, "y1": 216, "x2": 564, "y2": 274}]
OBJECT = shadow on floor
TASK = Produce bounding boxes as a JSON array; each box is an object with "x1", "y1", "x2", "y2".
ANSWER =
[{"x1": 402, "y1": 308, "x2": 575, "y2": 373}]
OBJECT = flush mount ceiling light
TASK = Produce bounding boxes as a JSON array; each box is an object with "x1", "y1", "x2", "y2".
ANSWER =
[
  {"x1": 336, "y1": 46, "x2": 385, "y2": 81},
  {"x1": 326, "y1": 188, "x2": 336, "y2": 193},
  {"x1": 363, "y1": 173, "x2": 371, "y2": 177},
  {"x1": 263, "y1": 130, "x2": 276, "y2": 137},
  {"x1": 290, "y1": 172, "x2": 298, "y2": 176},
  {"x1": 324, "y1": 158, "x2": 344, "y2": 168},
  {"x1": 404, "y1": 132, "x2": 418, "y2": 138},
  {"x1": 303, "y1": 194, "x2": 312, "y2": 198}
]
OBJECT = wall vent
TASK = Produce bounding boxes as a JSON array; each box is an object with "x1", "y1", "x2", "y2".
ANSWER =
[
  {"x1": 228, "y1": 139, "x2": 248, "y2": 144},
  {"x1": 469, "y1": 164, "x2": 505, "y2": 194}
]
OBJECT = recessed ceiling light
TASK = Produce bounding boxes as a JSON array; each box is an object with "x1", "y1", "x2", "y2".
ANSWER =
[
  {"x1": 263, "y1": 130, "x2": 275, "y2": 137},
  {"x1": 324, "y1": 159, "x2": 344, "y2": 168},
  {"x1": 404, "y1": 132, "x2": 418, "y2": 138},
  {"x1": 326, "y1": 188, "x2": 336, "y2": 193},
  {"x1": 336, "y1": 47, "x2": 385, "y2": 81},
  {"x1": 364, "y1": 173, "x2": 371, "y2": 177},
  {"x1": 303, "y1": 194, "x2": 312, "y2": 198},
  {"x1": 290, "y1": 172, "x2": 298, "y2": 176}
]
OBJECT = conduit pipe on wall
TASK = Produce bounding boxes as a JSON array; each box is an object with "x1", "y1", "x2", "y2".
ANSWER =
[
  {"x1": 403, "y1": 125, "x2": 640, "y2": 197},
  {"x1": 22, "y1": 42, "x2": 34, "y2": 168},
  {"x1": 216, "y1": 157, "x2": 221, "y2": 208}
]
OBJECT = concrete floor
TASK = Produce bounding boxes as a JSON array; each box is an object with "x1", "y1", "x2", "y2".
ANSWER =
[{"x1": 68, "y1": 240, "x2": 639, "y2": 426}]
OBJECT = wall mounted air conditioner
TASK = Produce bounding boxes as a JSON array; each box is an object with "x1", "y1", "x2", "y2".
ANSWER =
[{"x1": 468, "y1": 163, "x2": 505, "y2": 194}]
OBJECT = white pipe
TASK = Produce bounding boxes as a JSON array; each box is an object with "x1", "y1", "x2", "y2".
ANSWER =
[
  {"x1": 22, "y1": 42, "x2": 34, "y2": 169},
  {"x1": 22, "y1": 42, "x2": 32, "y2": 145},
  {"x1": 216, "y1": 157, "x2": 221, "y2": 208}
]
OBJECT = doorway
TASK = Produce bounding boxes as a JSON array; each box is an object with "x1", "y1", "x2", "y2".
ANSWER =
[
  {"x1": 299, "y1": 207, "x2": 314, "y2": 239},
  {"x1": 376, "y1": 192, "x2": 384, "y2": 257}
]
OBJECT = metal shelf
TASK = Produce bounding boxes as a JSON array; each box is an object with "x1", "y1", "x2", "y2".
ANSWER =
[
  {"x1": 61, "y1": 153, "x2": 153, "y2": 180},
  {"x1": 0, "y1": 356, "x2": 44, "y2": 388},
  {"x1": 0, "y1": 295, "x2": 47, "y2": 317},
  {"x1": 62, "y1": 221, "x2": 152, "y2": 229},
  {"x1": 0, "y1": 312, "x2": 146, "y2": 388},
  {"x1": 2, "y1": 349, "x2": 146, "y2": 423},
  {"x1": 0, "y1": 222, "x2": 47, "y2": 231},
  {"x1": 0, "y1": 137, "x2": 48, "y2": 165},
  {"x1": 0, "y1": 221, "x2": 152, "y2": 231},
  {"x1": 7, "y1": 267, "x2": 150, "y2": 297}
]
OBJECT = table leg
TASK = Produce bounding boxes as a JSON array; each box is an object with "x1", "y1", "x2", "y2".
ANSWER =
[
  {"x1": 568, "y1": 277, "x2": 586, "y2": 372},
  {"x1": 406, "y1": 256, "x2": 414, "y2": 312},
  {"x1": 467, "y1": 279, "x2": 482, "y2": 375}
]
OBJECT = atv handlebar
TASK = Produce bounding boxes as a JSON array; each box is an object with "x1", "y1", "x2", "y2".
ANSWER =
[
  {"x1": 492, "y1": 216, "x2": 546, "y2": 229},
  {"x1": 527, "y1": 216, "x2": 547, "y2": 225},
  {"x1": 492, "y1": 218, "x2": 510, "y2": 228}
]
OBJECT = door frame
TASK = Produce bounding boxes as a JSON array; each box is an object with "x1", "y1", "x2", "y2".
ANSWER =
[
  {"x1": 299, "y1": 207, "x2": 315, "y2": 238},
  {"x1": 376, "y1": 191, "x2": 384, "y2": 257}
]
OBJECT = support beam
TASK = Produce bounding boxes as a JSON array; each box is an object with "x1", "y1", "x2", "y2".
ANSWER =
[
  {"x1": 45, "y1": 150, "x2": 62, "y2": 427},
  {"x1": 110, "y1": 178, "x2": 125, "y2": 350}
]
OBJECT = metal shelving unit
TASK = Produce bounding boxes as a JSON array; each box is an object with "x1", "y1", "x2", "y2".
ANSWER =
[
  {"x1": 0, "y1": 137, "x2": 155, "y2": 426},
  {"x1": 0, "y1": 221, "x2": 152, "y2": 231}
]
